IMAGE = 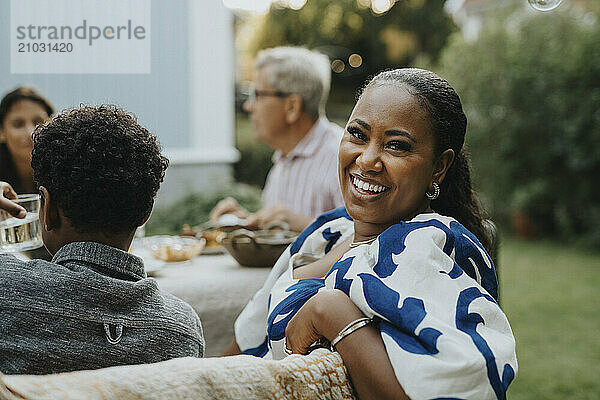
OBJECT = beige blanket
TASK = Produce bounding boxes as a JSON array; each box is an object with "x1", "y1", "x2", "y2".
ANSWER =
[{"x1": 0, "y1": 349, "x2": 356, "y2": 400}]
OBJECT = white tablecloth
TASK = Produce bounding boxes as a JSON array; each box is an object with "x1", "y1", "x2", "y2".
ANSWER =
[{"x1": 153, "y1": 253, "x2": 271, "y2": 357}]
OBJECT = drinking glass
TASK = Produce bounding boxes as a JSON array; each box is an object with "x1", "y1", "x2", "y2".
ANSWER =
[{"x1": 0, "y1": 194, "x2": 43, "y2": 252}]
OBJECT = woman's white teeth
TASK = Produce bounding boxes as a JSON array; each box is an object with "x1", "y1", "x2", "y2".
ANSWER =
[{"x1": 352, "y1": 176, "x2": 386, "y2": 193}]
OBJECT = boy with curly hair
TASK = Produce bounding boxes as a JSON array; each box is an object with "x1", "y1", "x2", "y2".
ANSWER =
[{"x1": 0, "y1": 105, "x2": 204, "y2": 375}]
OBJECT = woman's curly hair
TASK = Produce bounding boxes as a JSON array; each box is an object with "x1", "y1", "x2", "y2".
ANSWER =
[{"x1": 31, "y1": 105, "x2": 169, "y2": 234}]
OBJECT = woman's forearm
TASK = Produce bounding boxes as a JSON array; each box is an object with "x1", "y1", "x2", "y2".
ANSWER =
[
  {"x1": 334, "y1": 325, "x2": 410, "y2": 400},
  {"x1": 298, "y1": 290, "x2": 410, "y2": 400}
]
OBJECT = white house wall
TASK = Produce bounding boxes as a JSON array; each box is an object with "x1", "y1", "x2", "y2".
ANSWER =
[{"x1": 0, "y1": 0, "x2": 238, "y2": 207}]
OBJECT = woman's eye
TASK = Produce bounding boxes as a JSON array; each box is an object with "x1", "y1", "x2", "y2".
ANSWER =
[
  {"x1": 386, "y1": 141, "x2": 412, "y2": 152},
  {"x1": 347, "y1": 126, "x2": 367, "y2": 141},
  {"x1": 11, "y1": 120, "x2": 24, "y2": 129}
]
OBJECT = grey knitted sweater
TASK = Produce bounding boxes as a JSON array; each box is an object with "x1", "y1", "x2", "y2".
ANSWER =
[{"x1": 0, "y1": 241, "x2": 204, "y2": 375}]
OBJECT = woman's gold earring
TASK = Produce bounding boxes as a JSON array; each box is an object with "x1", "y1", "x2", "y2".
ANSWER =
[{"x1": 425, "y1": 182, "x2": 440, "y2": 200}]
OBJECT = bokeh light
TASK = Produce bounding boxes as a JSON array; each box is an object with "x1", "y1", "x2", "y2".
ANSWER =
[
  {"x1": 348, "y1": 53, "x2": 363, "y2": 68},
  {"x1": 527, "y1": 0, "x2": 563, "y2": 11},
  {"x1": 371, "y1": 0, "x2": 393, "y2": 14},
  {"x1": 331, "y1": 59, "x2": 345, "y2": 73},
  {"x1": 287, "y1": 0, "x2": 307, "y2": 10}
]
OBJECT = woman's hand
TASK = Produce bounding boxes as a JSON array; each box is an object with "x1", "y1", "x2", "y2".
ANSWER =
[
  {"x1": 285, "y1": 289, "x2": 364, "y2": 354},
  {"x1": 0, "y1": 182, "x2": 26, "y2": 218},
  {"x1": 285, "y1": 289, "x2": 410, "y2": 400}
]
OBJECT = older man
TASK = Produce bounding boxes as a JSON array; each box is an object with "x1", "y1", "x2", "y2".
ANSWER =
[{"x1": 211, "y1": 47, "x2": 344, "y2": 232}]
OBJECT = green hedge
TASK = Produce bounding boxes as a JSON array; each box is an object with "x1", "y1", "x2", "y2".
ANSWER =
[
  {"x1": 432, "y1": 8, "x2": 600, "y2": 247},
  {"x1": 146, "y1": 183, "x2": 262, "y2": 236},
  {"x1": 233, "y1": 114, "x2": 274, "y2": 188}
]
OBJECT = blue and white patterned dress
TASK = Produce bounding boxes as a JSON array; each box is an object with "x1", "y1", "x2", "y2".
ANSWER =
[{"x1": 235, "y1": 207, "x2": 517, "y2": 400}]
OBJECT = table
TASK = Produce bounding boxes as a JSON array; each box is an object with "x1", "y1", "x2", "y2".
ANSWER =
[{"x1": 153, "y1": 254, "x2": 271, "y2": 357}]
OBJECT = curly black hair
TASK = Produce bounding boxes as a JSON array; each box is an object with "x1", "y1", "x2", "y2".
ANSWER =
[{"x1": 31, "y1": 105, "x2": 169, "y2": 234}]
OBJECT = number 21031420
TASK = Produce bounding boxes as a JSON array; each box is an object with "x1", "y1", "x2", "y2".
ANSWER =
[{"x1": 18, "y1": 42, "x2": 73, "y2": 53}]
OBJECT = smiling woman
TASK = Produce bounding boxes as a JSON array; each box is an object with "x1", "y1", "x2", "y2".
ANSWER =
[
  {"x1": 229, "y1": 68, "x2": 517, "y2": 400},
  {"x1": 339, "y1": 83, "x2": 454, "y2": 238}
]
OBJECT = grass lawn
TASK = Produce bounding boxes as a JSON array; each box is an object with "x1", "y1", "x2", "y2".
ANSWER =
[{"x1": 500, "y1": 237, "x2": 600, "y2": 400}]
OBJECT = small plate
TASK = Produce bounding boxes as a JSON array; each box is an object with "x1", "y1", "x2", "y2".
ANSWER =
[{"x1": 201, "y1": 245, "x2": 226, "y2": 255}]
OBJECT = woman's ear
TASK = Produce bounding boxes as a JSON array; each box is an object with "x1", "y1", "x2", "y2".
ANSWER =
[
  {"x1": 39, "y1": 186, "x2": 60, "y2": 231},
  {"x1": 284, "y1": 94, "x2": 303, "y2": 124},
  {"x1": 432, "y1": 149, "x2": 455, "y2": 185}
]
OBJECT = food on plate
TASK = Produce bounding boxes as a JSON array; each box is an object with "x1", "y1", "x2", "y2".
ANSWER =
[
  {"x1": 148, "y1": 236, "x2": 204, "y2": 262},
  {"x1": 180, "y1": 224, "x2": 200, "y2": 237},
  {"x1": 178, "y1": 225, "x2": 225, "y2": 254},
  {"x1": 200, "y1": 230, "x2": 226, "y2": 248}
]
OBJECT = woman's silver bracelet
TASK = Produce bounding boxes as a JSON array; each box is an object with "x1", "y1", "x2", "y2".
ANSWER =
[{"x1": 330, "y1": 317, "x2": 372, "y2": 350}]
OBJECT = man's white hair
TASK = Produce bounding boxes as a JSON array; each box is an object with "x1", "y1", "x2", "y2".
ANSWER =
[{"x1": 254, "y1": 46, "x2": 331, "y2": 120}]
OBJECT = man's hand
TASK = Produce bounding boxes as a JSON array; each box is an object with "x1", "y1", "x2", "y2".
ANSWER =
[
  {"x1": 246, "y1": 204, "x2": 312, "y2": 232},
  {"x1": 0, "y1": 182, "x2": 27, "y2": 219},
  {"x1": 209, "y1": 197, "x2": 250, "y2": 222}
]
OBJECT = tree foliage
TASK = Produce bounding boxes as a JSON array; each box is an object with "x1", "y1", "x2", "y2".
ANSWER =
[
  {"x1": 249, "y1": 0, "x2": 456, "y2": 89},
  {"x1": 433, "y1": 7, "x2": 600, "y2": 247}
]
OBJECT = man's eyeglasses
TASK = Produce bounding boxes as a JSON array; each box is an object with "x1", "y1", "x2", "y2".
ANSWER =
[{"x1": 247, "y1": 86, "x2": 291, "y2": 103}]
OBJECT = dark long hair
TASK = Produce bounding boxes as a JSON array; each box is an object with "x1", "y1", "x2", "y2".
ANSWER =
[
  {"x1": 362, "y1": 68, "x2": 491, "y2": 253},
  {"x1": 0, "y1": 87, "x2": 54, "y2": 127}
]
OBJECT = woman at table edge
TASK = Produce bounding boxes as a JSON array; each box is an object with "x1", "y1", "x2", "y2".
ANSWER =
[
  {"x1": 224, "y1": 68, "x2": 516, "y2": 400},
  {"x1": 0, "y1": 87, "x2": 54, "y2": 194}
]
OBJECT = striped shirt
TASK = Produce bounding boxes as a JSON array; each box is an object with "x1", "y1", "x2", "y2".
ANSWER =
[{"x1": 261, "y1": 117, "x2": 344, "y2": 218}]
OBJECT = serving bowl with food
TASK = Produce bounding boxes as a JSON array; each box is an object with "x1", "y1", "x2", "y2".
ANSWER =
[{"x1": 220, "y1": 226, "x2": 297, "y2": 268}]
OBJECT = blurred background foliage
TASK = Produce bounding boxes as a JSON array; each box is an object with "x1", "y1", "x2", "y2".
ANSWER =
[
  {"x1": 250, "y1": 0, "x2": 454, "y2": 80},
  {"x1": 431, "y1": 7, "x2": 600, "y2": 248},
  {"x1": 247, "y1": 0, "x2": 456, "y2": 109}
]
